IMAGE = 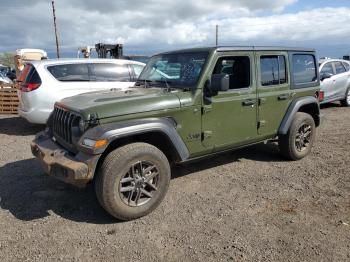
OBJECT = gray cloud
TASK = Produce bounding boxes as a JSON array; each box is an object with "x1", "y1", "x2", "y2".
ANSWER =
[{"x1": 1, "y1": 0, "x2": 349, "y2": 58}]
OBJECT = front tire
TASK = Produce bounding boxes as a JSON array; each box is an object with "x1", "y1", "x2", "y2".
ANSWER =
[
  {"x1": 340, "y1": 88, "x2": 350, "y2": 107},
  {"x1": 95, "y1": 142, "x2": 171, "y2": 221},
  {"x1": 279, "y1": 112, "x2": 316, "y2": 160}
]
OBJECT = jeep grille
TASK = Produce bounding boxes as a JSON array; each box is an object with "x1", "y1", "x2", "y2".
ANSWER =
[{"x1": 52, "y1": 105, "x2": 80, "y2": 145}]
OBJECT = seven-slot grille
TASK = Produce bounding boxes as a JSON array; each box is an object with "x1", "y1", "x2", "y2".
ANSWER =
[{"x1": 52, "y1": 106, "x2": 80, "y2": 144}]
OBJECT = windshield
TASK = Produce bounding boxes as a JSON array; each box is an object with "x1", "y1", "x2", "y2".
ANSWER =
[{"x1": 138, "y1": 52, "x2": 208, "y2": 89}]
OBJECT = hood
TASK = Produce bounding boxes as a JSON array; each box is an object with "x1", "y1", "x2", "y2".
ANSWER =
[{"x1": 60, "y1": 87, "x2": 181, "y2": 119}]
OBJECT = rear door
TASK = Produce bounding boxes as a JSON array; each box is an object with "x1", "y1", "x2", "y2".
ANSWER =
[
  {"x1": 256, "y1": 51, "x2": 292, "y2": 136},
  {"x1": 320, "y1": 62, "x2": 335, "y2": 101},
  {"x1": 333, "y1": 61, "x2": 349, "y2": 99},
  {"x1": 90, "y1": 63, "x2": 133, "y2": 91}
]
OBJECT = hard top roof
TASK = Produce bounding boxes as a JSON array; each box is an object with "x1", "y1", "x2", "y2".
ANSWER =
[{"x1": 159, "y1": 46, "x2": 315, "y2": 55}]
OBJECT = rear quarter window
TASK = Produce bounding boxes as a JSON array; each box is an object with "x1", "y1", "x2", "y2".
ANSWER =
[
  {"x1": 47, "y1": 64, "x2": 90, "y2": 81},
  {"x1": 292, "y1": 54, "x2": 317, "y2": 85},
  {"x1": 342, "y1": 62, "x2": 350, "y2": 71}
]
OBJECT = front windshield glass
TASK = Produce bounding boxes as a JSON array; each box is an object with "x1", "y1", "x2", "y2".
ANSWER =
[{"x1": 138, "y1": 52, "x2": 208, "y2": 89}]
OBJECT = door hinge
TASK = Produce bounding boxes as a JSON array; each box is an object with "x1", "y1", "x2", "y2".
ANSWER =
[
  {"x1": 202, "y1": 106, "x2": 212, "y2": 115},
  {"x1": 202, "y1": 131, "x2": 213, "y2": 140},
  {"x1": 258, "y1": 120, "x2": 267, "y2": 129}
]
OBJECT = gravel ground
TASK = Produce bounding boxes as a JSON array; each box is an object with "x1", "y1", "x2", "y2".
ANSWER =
[{"x1": 0, "y1": 104, "x2": 349, "y2": 262}]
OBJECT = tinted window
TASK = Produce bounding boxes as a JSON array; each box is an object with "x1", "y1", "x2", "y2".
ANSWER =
[
  {"x1": 131, "y1": 64, "x2": 144, "y2": 78},
  {"x1": 260, "y1": 55, "x2": 287, "y2": 86},
  {"x1": 292, "y1": 54, "x2": 317, "y2": 84},
  {"x1": 47, "y1": 64, "x2": 90, "y2": 81},
  {"x1": 342, "y1": 62, "x2": 350, "y2": 71},
  {"x1": 320, "y1": 62, "x2": 334, "y2": 75},
  {"x1": 92, "y1": 63, "x2": 130, "y2": 82},
  {"x1": 334, "y1": 61, "x2": 346, "y2": 74},
  {"x1": 213, "y1": 56, "x2": 250, "y2": 89}
]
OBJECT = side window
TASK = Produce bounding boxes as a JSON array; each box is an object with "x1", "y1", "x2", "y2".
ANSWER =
[
  {"x1": 279, "y1": 56, "x2": 287, "y2": 84},
  {"x1": 292, "y1": 54, "x2": 317, "y2": 84},
  {"x1": 131, "y1": 64, "x2": 144, "y2": 78},
  {"x1": 334, "y1": 61, "x2": 346, "y2": 74},
  {"x1": 260, "y1": 55, "x2": 287, "y2": 86},
  {"x1": 320, "y1": 62, "x2": 334, "y2": 75},
  {"x1": 92, "y1": 64, "x2": 131, "y2": 82},
  {"x1": 47, "y1": 64, "x2": 90, "y2": 81},
  {"x1": 213, "y1": 56, "x2": 250, "y2": 89},
  {"x1": 342, "y1": 62, "x2": 350, "y2": 71}
]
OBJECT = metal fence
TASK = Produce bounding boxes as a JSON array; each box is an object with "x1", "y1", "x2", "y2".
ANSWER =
[{"x1": 0, "y1": 84, "x2": 19, "y2": 114}]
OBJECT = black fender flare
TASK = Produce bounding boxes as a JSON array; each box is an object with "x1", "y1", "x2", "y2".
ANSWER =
[
  {"x1": 80, "y1": 118, "x2": 189, "y2": 161},
  {"x1": 278, "y1": 96, "x2": 320, "y2": 135}
]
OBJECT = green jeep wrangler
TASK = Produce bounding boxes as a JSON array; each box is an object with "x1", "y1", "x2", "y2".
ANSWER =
[{"x1": 31, "y1": 46, "x2": 321, "y2": 220}]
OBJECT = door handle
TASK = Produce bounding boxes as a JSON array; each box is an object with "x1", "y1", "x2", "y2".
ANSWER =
[
  {"x1": 242, "y1": 99, "x2": 255, "y2": 106},
  {"x1": 278, "y1": 94, "x2": 289, "y2": 101}
]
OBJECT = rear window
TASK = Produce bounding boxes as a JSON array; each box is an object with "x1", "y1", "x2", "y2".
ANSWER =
[
  {"x1": 92, "y1": 63, "x2": 130, "y2": 82},
  {"x1": 47, "y1": 64, "x2": 90, "y2": 81},
  {"x1": 292, "y1": 54, "x2": 317, "y2": 85},
  {"x1": 260, "y1": 55, "x2": 287, "y2": 86}
]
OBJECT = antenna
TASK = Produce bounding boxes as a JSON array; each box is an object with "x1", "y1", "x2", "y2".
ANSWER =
[
  {"x1": 216, "y1": 24, "x2": 219, "y2": 46},
  {"x1": 52, "y1": 1, "x2": 60, "y2": 58}
]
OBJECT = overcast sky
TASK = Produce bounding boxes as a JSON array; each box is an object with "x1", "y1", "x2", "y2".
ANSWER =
[{"x1": 1, "y1": 0, "x2": 350, "y2": 58}]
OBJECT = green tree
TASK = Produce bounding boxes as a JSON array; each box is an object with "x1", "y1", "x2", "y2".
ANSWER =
[{"x1": 0, "y1": 52, "x2": 15, "y2": 68}]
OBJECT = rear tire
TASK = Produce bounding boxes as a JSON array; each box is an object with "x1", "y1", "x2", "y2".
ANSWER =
[
  {"x1": 95, "y1": 142, "x2": 171, "y2": 221},
  {"x1": 279, "y1": 112, "x2": 316, "y2": 161},
  {"x1": 340, "y1": 88, "x2": 350, "y2": 107}
]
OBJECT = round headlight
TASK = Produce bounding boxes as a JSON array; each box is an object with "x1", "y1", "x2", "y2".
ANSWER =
[{"x1": 79, "y1": 119, "x2": 85, "y2": 133}]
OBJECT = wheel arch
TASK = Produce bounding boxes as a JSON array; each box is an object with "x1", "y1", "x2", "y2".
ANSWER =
[
  {"x1": 88, "y1": 118, "x2": 189, "y2": 179},
  {"x1": 278, "y1": 96, "x2": 320, "y2": 135}
]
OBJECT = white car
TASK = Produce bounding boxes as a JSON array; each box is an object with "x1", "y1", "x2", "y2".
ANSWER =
[
  {"x1": 18, "y1": 59, "x2": 145, "y2": 124},
  {"x1": 319, "y1": 59, "x2": 350, "y2": 106}
]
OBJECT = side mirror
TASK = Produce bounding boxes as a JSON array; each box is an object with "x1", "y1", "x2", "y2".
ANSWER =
[
  {"x1": 210, "y1": 74, "x2": 229, "y2": 95},
  {"x1": 321, "y1": 72, "x2": 333, "y2": 81}
]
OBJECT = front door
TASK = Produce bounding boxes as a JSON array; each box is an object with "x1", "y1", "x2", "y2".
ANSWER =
[{"x1": 201, "y1": 53, "x2": 258, "y2": 150}]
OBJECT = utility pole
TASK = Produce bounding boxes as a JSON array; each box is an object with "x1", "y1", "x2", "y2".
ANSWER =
[
  {"x1": 215, "y1": 24, "x2": 219, "y2": 46},
  {"x1": 52, "y1": 1, "x2": 60, "y2": 58}
]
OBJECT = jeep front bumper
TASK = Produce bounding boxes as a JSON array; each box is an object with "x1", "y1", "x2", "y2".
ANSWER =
[{"x1": 31, "y1": 131, "x2": 100, "y2": 186}]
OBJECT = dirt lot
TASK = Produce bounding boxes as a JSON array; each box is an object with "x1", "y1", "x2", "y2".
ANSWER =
[{"x1": 0, "y1": 104, "x2": 349, "y2": 262}]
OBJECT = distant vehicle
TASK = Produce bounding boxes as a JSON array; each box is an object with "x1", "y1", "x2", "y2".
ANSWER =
[
  {"x1": 319, "y1": 59, "x2": 350, "y2": 106},
  {"x1": 18, "y1": 58, "x2": 145, "y2": 124},
  {"x1": 14, "y1": 49, "x2": 48, "y2": 79},
  {"x1": 6, "y1": 69, "x2": 16, "y2": 81},
  {"x1": 0, "y1": 71, "x2": 12, "y2": 84}
]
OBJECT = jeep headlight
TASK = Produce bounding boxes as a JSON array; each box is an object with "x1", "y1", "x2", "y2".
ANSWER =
[{"x1": 82, "y1": 138, "x2": 108, "y2": 149}]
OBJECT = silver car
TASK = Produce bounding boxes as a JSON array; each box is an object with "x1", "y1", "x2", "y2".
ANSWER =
[
  {"x1": 18, "y1": 59, "x2": 145, "y2": 124},
  {"x1": 319, "y1": 59, "x2": 350, "y2": 106}
]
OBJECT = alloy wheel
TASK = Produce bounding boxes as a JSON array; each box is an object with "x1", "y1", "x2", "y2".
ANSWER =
[
  {"x1": 295, "y1": 124, "x2": 312, "y2": 152},
  {"x1": 119, "y1": 161, "x2": 159, "y2": 207}
]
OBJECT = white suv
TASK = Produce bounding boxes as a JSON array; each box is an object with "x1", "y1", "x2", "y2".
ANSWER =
[{"x1": 18, "y1": 59, "x2": 145, "y2": 124}]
